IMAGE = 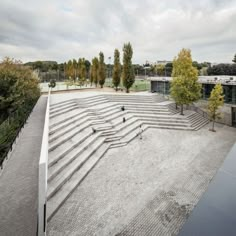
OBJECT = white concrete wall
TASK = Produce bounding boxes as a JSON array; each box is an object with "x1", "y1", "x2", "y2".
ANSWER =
[{"x1": 38, "y1": 89, "x2": 51, "y2": 236}]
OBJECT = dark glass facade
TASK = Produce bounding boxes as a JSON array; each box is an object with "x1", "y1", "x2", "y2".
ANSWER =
[{"x1": 151, "y1": 80, "x2": 236, "y2": 104}]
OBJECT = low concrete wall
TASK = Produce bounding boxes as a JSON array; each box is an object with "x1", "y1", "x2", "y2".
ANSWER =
[{"x1": 38, "y1": 89, "x2": 51, "y2": 236}]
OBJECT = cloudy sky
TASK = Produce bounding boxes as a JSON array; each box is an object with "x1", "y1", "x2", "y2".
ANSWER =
[{"x1": 0, "y1": 0, "x2": 235, "y2": 64}]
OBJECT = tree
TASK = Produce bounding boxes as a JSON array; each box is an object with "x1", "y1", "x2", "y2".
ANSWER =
[
  {"x1": 66, "y1": 60, "x2": 74, "y2": 81},
  {"x1": 72, "y1": 59, "x2": 77, "y2": 81},
  {"x1": 0, "y1": 57, "x2": 40, "y2": 122},
  {"x1": 154, "y1": 64, "x2": 165, "y2": 76},
  {"x1": 92, "y1": 57, "x2": 99, "y2": 87},
  {"x1": 207, "y1": 63, "x2": 236, "y2": 75},
  {"x1": 84, "y1": 60, "x2": 91, "y2": 79},
  {"x1": 98, "y1": 52, "x2": 106, "y2": 88},
  {"x1": 80, "y1": 58, "x2": 86, "y2": 85},
  {"x1": 207, "y1": 84, "x2": 224, "y2": 132},
  {"x1": 122, "y1": 42, "x2": 135, "y2": 93},
  {"x1": 232, "y1": 54, "x2": 236, "y2": 63},
  {"x1": 165, "y1": 62, "x2": 173, "y2": 76},
  {"x1": 112, "y1": 49, "x2": 121, "y2": 91},
  {"x1": 170, "y1": 48, "x2": 202, "y2": 115},
  {"x1": 89, "y1": 65, "x2": 93, "y2": 86}
]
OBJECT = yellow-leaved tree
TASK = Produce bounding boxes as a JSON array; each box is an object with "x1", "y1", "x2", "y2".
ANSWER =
[
  {"x1": 207, "y1": 83, "x2": 224, "y2": 132},
  {"x1": 170, "y1": 48, "x2": 202, "y2": 115}
]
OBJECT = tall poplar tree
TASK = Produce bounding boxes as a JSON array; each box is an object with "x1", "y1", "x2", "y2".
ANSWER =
[
  {"x1": 92, "y1": 57, "x2": 99, "y2": 87},
  {"x1": 78, "y1": 58, "x2": 82, "y2": 81},
  {"x1": 72, "y1": 59, "x2": 77, "y2": 81},
  {"x1": 122, "y1": 42, "x2": 135, "y2": 93},
  {"x1": 207, "y1": 84, "x2": 224, "y2": 132},
  {"x1": 90, "y1": 65, "x2": 93, "y2": 86},
  {"x1": 67, "y1": 60, "x2": 74, "y2": 82},
  {"x1": 98, "y1": 52, "x2": 106, "y2": 88},
  {"x1": 112, "y1": 49, "x2": 121, "y2": 91},
  {"x1": 170, "y1": 48, "x2": 201, "y2": 115},
  {"x1": 81, "y1": 58, "x2": 86, "y2": 85}
]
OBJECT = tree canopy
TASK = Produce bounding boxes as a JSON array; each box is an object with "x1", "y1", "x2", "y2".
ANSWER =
[
  {"x1": 232, "y1": 54, "x2": 236, "y2": 63},
  {"x1": 207, "y1": 83, "x2": 224, "y2": 132},
  {"x1": 112, "y1": 49, "x2": 121, "y2": 91},
  {"x1": 122, "y1": 42, "x2": 135, "y2": 93},
  {"x1": 92, "y1": 57, "x2": 99, "y2": 87},
  {"x1": 170, "y1": 48, "x2": 202, "y2": 115},
  {"x1": 207, "y1": 63, "x2": 236, "y2": 75},
  {"x1": 98, "y1": 52, "x2": 106, "y2": 88},
  {"x1": 0, "y1": 57, "x2": 40, "y2": 122}
]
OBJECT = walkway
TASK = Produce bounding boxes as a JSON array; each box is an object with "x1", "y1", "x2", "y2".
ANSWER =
[{"x1": 0, "y1": 96, "x2": 47, "y2": 236}]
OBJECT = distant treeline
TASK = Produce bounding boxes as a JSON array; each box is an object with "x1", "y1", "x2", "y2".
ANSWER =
[
  {"x1": 0, "y1": 58, "x2": 40, "y2": 165},
  {"x1": 24, "y1": 59, "x2": 236, "y2": 82},
  {"x1": 207, "y1": 63, "x2": 236, "y2": 76}
]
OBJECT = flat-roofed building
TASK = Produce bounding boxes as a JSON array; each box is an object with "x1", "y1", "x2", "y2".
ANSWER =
[{"x1": 149, "y1": 76, "x2": 236, "y2": 127}]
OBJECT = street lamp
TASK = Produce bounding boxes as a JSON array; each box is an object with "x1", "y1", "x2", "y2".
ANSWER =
[
  {"x1": 163, "y1": 78, "x2": 166, "y2": 97},
  {"x1": 144, "y1": 66, "x2": 151, "y2": 80}
]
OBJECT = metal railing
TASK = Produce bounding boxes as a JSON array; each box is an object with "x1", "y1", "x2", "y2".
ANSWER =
[
  {"x1": 188, "y1": 104, "x2": 209, "y2": 119},
  {"x1": 38, "y1": 88, "x2": 51, "y2": 236}
]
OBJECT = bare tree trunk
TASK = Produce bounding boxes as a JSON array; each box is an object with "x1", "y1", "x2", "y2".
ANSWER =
[
  {"x1": 212, "y1": 120, "x2": 215, "y2": 132},
  {"x1": 175, "y1": 103, "x2": 178, "y2": 110},
  {"x1": 126, "y1": 88, "x2": 129, "y2": 93},
  {"x1": 180, "y1": 104, "x2": 184, "y2": 115}
]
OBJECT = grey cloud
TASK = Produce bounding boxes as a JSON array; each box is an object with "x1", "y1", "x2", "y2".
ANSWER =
[{"x1": 0, "y1": 0, "x2": 235, "y2": 63}]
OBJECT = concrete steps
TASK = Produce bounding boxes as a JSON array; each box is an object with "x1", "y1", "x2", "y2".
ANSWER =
[
  {"x1": 47, "y1": 135, "x2": 105, "y2": 200},
  {"x1": 77, "y1": 97, "x2": 109, "y2": 107},
  {"x1": 187, "y1": 112, "x2": 209, "y2": 130},
  {"x1": 127, "y1": 109, "x2": 170, "y2": 115},
  {"x1": 117, "y1": 103, "x2": 169, "y2": 109},
  {"x1": 104, "y1": 94, "x2": 164, "y2": 103},
  {"x1": 49, "y1": 120, "x2": 96, "y2": 151},
  {"x1": 143, "y1": 121, "x2": 193, "y2": 131},
  {"x1": 47, "y1": 141, "x2": 109, "y2": 221},
  {"x1": 50, "y1": 102, "x2": 77, "y2": 113},
  {"x1": 50, "y1": 104, "x2": 80, "y2": 119},
  {"x1": 49, "y1": 111, "x2": 96, "y2": 135},
  {"x1": 137, "y1": 116, "x2": 191, "y2": 127},
  {"x1": 48, "y1": 133, "x2": 102, "y2": 183},
  {"x1": 49, "y1": 106, "x2": 124, "y2": 143},
  {"x1": 125, "y1": 106, "x2": 170, "y2": 112},
  {"x1": 50, "y1": 99, "x2": 76, "y2": 109},
  {"x1": 167, "y1": 103, "x2": 180, "y2": 115},
  {"x1": 49, "y1": 108, "x2": 89, "y2": 127},
  {"x1": 48, "y1": 127, "x2": 94, "y2": 167},
  {"x1": 46, "y1": 94, "x2": 210, "y2": 223}
]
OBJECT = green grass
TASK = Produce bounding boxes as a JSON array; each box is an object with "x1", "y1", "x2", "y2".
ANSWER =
[{"x1": 104, "y1": 79, "x2": 150, "y2": 91}]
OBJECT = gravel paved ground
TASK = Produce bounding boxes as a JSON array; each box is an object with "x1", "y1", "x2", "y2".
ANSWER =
[{"x1": 47, "y1": 122, "x2": 236, "y2": 236}]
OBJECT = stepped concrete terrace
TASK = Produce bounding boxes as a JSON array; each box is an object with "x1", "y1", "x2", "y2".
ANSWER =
[{"x1": 47, "y1": 91, "x2": 236, "y2": 235}]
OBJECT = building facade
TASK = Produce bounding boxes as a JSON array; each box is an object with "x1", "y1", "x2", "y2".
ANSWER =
[{"x1": 149, "y1": 76, "x2": 236, "y2": 127}]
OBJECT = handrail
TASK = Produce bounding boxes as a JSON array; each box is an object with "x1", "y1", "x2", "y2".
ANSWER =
[
  {"x1": 188, "y1": 104, "x2": 209, "y2": 119},
  {"x1": 38, "y1": 88, "x2": 51, "y2": 236}
]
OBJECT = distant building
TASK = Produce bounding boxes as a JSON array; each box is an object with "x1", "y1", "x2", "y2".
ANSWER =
[
  {"x1": 155, "y1": 60, "x2": 172, "y2": 66},
  {"x1": 144, "y1": 60, "x2": 172, "y2": 66}
]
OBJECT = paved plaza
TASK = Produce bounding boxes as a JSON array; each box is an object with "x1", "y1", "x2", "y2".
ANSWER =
[
  {"x1": 47, "y1": 91, "x2": 236, "y2": 236},
  {"x1": 0, "y1": 91, "x2": 235, "y2": 236}
]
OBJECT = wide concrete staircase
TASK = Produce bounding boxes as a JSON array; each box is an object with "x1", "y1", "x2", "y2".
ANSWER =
[{"x1": 46, "y1": 94, "x2": 207, "y2": 221}]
